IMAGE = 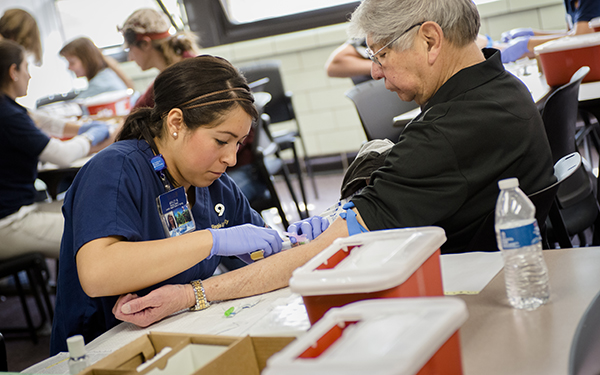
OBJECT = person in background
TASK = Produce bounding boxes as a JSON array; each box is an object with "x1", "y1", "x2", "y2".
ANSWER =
[
  {"x1": 59, "y1": 37, "x2": 134, "y2": 99},
  {"x1": 500, "y1": 0, "x2": 599, "y2": 63},
  {"x1": 109, "y1": 0, "x2": 556, "y2": 331},
  {"x1": 0, "y1": 8, "x2": 42, "y2": 66},
  {"x1": 325, "y1": 34, "x2": 492, "y2": 84},
  {"x1": 50, "y1": 55, "x2": 283, "y2": 354},
  {"x1": 119, "y1": 8, "x2": 200, "y2": 109},
  {"x1": 0, "y1": 40, "x2": 111, "y2": 262}
]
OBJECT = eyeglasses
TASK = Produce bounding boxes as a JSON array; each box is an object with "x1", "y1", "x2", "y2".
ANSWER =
[{"x1": 365, "y1": 22, "x2": 425, "y2": 66}]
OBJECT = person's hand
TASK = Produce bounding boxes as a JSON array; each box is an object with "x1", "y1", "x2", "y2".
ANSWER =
[
  {"x1": 287, "y1": 216, "x2": 329, "y2": 242},
  {"x1": 208, "y1": 224, "x2": 283, "y2": 258},
  {"x1": 501, "y1": 27, "x2": 534, "y2": 43},
  {"x1": 501, "y1": 36, "x2": 531, "y2": 64},
  {"x1": 80, "y1": 121, "x2": 110, "y2": 146},
  {"x1": 112, "y1": 284, "x2": 190, "y2": 327}
]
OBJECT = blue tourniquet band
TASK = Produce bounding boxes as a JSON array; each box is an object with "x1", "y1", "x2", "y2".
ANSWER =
[{"x1": 340, "y1": 202, "x2": 368, "y2": 236}]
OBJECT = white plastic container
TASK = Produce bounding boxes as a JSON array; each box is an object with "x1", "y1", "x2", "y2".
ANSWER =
[
  {"x1": 81, "y1": 89, "x2": 133, "y2": 117},
  {"x1": 534, "y1": 33, "x2": 600, "y2": 86},
  {"x1": 263, "y1": 298, "x2": 468, "y2": 375},
  {"x1": 289, "y1": 227, "x2": 446, "y2": 324}
]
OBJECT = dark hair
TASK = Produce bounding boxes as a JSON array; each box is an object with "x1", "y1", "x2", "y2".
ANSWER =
[
  {"x1": 60, "y1": 37, "x2": 107, "y2": 80},
  {"x1": 0, "y1": 9, "x2": 42, "y2": 65},
  {"x1": 117, "y1": 54, "x2": 258, "y2": 152},
  {"x1": 0, "y1": 39, "x2": 25, "y2": 89}
]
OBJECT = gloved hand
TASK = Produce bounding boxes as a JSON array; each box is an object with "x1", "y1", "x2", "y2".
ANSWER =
[
  {"x1": 79, "y1": 121, "x2": 110, "y2": 146},
  {"x1": 208, "y1": 224, "x2": 283, "y2": 258},
  {"x1": 287, "y1": 216, "x2": 329, "y2": 242},
  {"x1": 501, "y1": 27, "x2": 534, "y2": 43},
  {"x1": 501, "y1": 36, "x2": 531, "y2": 64}
]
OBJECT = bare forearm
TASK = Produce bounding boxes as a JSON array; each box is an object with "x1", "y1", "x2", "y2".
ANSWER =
[
  {"x1": 204, "y1": 217, "x2": 350, "y2": 302},
  {"x1": 77, "y1": 231, "x2": 213, "y2": 297}
]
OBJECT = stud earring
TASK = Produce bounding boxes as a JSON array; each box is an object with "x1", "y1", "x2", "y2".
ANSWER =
[{"x1": 173, "y1": 132, "x2": 178, "y2": 138}]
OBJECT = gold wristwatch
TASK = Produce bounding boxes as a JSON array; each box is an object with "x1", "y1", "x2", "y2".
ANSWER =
[{"x1": 190, "y1": 279, "x2": 210, "y2": 311}]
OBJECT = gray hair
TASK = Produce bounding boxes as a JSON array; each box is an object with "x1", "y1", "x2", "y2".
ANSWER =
[{"x1": 348, "y1": 0, "x2": 481, "y2": 51}]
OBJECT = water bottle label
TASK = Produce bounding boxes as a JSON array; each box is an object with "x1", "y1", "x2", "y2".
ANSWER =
[{"x1": 499, "y1": 222, "x2": 541, "y2": 249}]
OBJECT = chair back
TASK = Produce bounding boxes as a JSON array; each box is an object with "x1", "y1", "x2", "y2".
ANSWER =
[
  {"x1": 345, "y1": 79, "x2": 418, "y2": 141},
  {"x1": 539, "y1": 67, "x2": 600, "y2": 242},
  {"x1": 569, "y1": 289, "x2": 600, "y2": 375},
  {"x1": 237, "y1": 60, "x2": 293, "y2": 124},
  {"x1": 465, "y1": 152, "x2": 581, "y2": 252}
]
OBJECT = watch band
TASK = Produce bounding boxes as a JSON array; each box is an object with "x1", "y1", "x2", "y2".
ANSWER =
[{"x1": 190, "y1": 279, "x2": 210, "y2": 311}]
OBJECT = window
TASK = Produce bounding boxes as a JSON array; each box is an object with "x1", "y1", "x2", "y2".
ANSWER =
[
  {"x1": 220, "y1": 0, "x2": 358, "y2": 24},
  {"x1": 55, "y1": 0, "x2": 186, "y2": 49},
  {"x1": 184, "y1": 0, "x2": 360, "y2": 48}
]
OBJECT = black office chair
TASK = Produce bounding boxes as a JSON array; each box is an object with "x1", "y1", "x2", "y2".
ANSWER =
[
  {"x1": 465, "y1": 152, "x2": 581, "y2": 252},
  {"x1": 237, "y1": 60, "x2": 315, "y2": 214},
  {"x1": 539, "y1": 66, "x2": 600, "y2": 246},
  {"x1": 569, "y1": 289, "x2": 600, "y2": 375},
  {"x1": 250, "y1": 112, "x2": 313, "y2": 228},
  {"x1": 0, "y1": 253, "x2": 54, "y2": 344},
  {"x1": 345, "y1": 79, "x2": 419, "y2": 141}
]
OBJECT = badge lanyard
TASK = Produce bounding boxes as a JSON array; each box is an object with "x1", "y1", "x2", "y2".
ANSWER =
[{"x1": 151, "y1": 154, "x2": 196, "y2": 237}]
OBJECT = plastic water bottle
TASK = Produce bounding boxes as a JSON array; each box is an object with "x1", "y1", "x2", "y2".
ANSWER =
[
  {"x1": 67, "y1": 335, "x2": 90, "y2": 374},
  {"x1": 495, "y1": 177, "x2": 550, "y2": 310}
]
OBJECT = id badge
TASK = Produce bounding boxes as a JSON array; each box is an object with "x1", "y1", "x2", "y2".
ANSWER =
[{"x1": 156, "y1": 186, "x2": 196, "y2": 237}]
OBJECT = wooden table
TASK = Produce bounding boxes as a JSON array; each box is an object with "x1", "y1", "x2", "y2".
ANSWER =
[{"x1": 458, "y1": 248, "x2": 600, "y2": 375}]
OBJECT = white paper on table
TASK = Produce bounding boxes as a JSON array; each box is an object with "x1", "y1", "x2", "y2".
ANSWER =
[{"x1": 440, "y1": 251, "x2": 503, "y2": 295}]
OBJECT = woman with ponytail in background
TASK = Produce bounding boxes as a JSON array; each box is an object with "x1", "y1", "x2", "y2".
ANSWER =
[{"x1": 119, "y1": 8, "x2": 200, "y2": 109}]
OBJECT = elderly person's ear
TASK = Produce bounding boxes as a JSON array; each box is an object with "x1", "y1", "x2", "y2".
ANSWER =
[{"x1": 419, "y1": 22, "x2": 443, "y2": 63}]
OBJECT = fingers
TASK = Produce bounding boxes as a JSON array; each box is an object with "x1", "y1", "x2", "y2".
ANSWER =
[
  {"x1": 112, "y1": 293, "x2": 137, "y2": 315},
  {"x1": 260, "y1": 228, "x2": 283, "y2": 256},
  {"x1": 301, "y1": 221, "x2": 314, "y2": 240}
]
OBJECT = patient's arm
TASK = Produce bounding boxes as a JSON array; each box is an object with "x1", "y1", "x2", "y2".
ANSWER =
[
  {"x1": 204, "y1": 216, "x2": 350, "y2": 302},
  {"x1": 114, "y1": 209, "x2": 367, "y2": 326}
]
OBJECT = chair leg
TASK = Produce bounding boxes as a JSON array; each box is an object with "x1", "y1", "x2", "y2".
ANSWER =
[
  {"x1": 278, "y1": 154, "x2": 306, "y2": 220},
  {"x1": 297, "y1": 136, "x2": 319, "y2": 199},
  {"x1": 12, "y1": 273, "x2": 38, "y2": 344},
  {"x1": 289, "y1": 143, "x2": 310, "y2": 219}
]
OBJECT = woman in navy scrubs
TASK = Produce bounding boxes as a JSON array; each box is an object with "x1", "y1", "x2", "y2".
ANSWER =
[{"x1": 50, "y1": 55, "x2": 283, "y2": 354}]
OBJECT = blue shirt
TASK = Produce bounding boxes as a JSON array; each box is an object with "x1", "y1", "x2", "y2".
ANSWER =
[
  {"x1": 0, "y1": 95, "x2": 50, "y2": 218},
  {"x1": 75, "y1": 68, "x2": 128, "y2": 99},
  {"x1": 564, "y1": 0, "x2": 600, "y2": 29},
  {"x1": 50, "y1": 139, "x2": 264, "y2": 354}
]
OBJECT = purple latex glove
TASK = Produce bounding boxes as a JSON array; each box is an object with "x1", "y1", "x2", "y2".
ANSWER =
[
  {"x1": 501, "y1": 27, "x2": 534, "y2": 43},
  {"x1": 207, "y1": 224, "x2": 283, "y2": 258},
  {"x1": 287, "y1": 216, "x2": 329, "y2": 242},
  {"x1": 501, "y1": 36, "x2": 531, "y2": 64}
]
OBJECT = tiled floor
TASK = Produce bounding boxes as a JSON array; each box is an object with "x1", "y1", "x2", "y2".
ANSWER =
[{"x1": 0, "y1": 168, "x2": 346, "y2": 373}]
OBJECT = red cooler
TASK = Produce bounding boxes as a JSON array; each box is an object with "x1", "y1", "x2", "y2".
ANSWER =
[
  {"x1": 262, "y1": 298, "x2": 468, "y2": 375},
  {"x1": 534, "y1": 33, "x2": 600, "y2": 86},
  {"x1": 589, "y1": 17, "x2": 600, "y2": 32},
  {"x1": 82, "y1": 89, "x2": 132, "y2": 117},
  {"x1": 289, "y1": 227, "x2": 446, "y2": 324}
]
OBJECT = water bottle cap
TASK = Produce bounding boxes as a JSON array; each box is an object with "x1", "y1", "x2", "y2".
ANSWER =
[
  {"x1": 498, "y1": 177, "x2": 519, "y2": 190},
  {"x1": 67, "y1": 335, "x2": 86, "y2": 358}
]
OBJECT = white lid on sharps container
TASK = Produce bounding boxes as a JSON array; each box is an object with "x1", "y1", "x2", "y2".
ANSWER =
[
  {"x1": 534, "y1": 33, "x2": 600, "y2": 54},
  {"x1": 289, "y1": 227, "x2": 446, "y2": 296},
  {"x1": 262, "y1": 298, "x2": 468, "y2": 375}
]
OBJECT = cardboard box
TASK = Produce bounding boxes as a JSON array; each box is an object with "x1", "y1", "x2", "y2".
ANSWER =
[
  {"x1": 79, "y1": 332, "x2": 295, "y2": 375},
  {"x1": 263, "y1": 298, "x2": 468, "y2": 375},
  {"x1": 534, "y1": 33, "x2": 600, "y2": 86},
  {"x1": 289, "y1": 227, "x2": 446, "y2": 324}
]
